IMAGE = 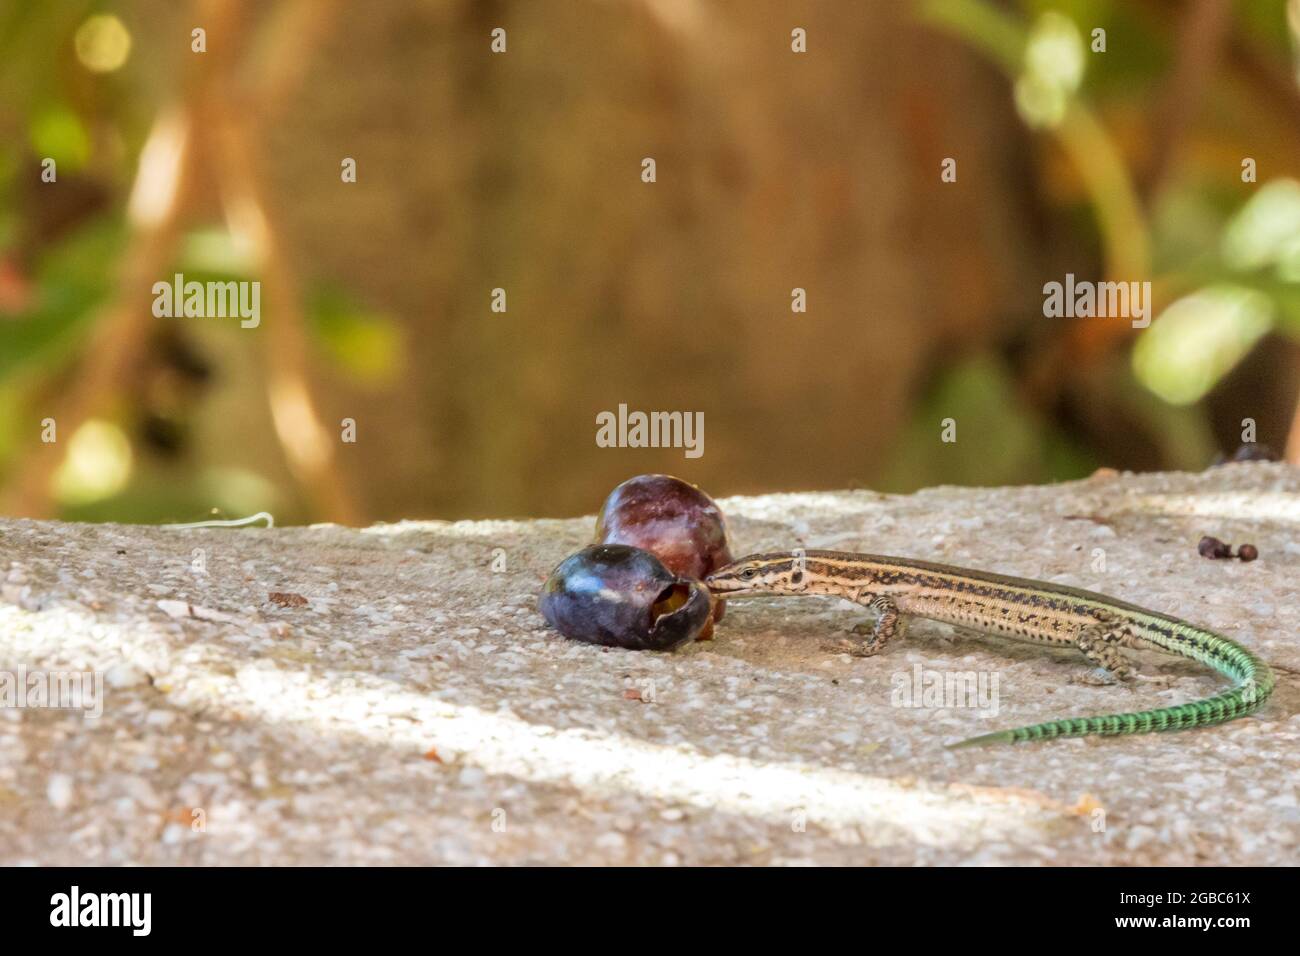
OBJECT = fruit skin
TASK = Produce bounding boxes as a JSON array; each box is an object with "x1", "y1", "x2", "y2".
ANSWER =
[
  {"x1": 595, "y1": 474, "x2": 733, "y2": 579},
  {"x1": 594, "y1": 474, "x2": 733, "y2": 630},
  {"x1": 538, "y1": 544, "x2": 712, "y2": 651}
]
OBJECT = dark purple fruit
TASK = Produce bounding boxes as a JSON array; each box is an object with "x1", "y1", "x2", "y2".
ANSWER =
[
  {"x1": 595, "y1": 475, "x2": 733, "y2": 580},
  {"x1": 594, "y1": 475, "x2": 733, "y2": 634},
  {"x1": 538, "y1": 544, "x2": 712, "y2": 651}
]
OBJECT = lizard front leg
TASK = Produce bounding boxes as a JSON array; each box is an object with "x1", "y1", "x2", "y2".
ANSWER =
[{"x1": 834, "y1": 595, "x2": 906, "y2": 658}]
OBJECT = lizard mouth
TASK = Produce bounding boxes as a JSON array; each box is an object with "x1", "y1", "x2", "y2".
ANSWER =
[{"x1": 704, "y1": 575, "x2": 750, "y2": 595}]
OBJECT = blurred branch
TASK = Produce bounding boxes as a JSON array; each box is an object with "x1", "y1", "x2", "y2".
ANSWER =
[
  {"x1": 1225, "y1": 17, "x2": 1300, "y2": 141},
  {"x1": 208, "y1": 0, "x2": 357, "y2": 523},
  {"x1": 1054, "y1": 103, "x2": 1150, "y2": 281},
  {"x1": 1138, "y1": 0, "x2": 1232, "y2": 201},
  {"x1": 211, "y1": 99, "x2": 360, "y2": 524},
  {"x1": 241, "y1": 0, "x2": 342, "y2": 115},
  {"x1": 915, "y1": 0, "x2": 1022, "y2": 70}
]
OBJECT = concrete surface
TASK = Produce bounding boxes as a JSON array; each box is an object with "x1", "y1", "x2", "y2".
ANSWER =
[{"x1": 0, "y1": 464, "x2": 1297, "y2": 865}]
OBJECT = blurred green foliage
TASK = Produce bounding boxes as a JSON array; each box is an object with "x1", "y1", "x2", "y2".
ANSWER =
[
  {"x1": 0, "y1": 220, "x2": 122, "y2": 382},
  {"x1": 879, "y1": 355, "x2": 1098, "y2": 491},
  {"x1": 918, "y1": 0, "x2": 1300, "y2": 458}
]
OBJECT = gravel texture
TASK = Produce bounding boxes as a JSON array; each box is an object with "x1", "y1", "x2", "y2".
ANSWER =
[{"x1": 1, "y1": 464, "x2": 1297, "y2": 865}]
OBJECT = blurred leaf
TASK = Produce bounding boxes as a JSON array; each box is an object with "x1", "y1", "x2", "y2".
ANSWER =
[
  {"x1": 1132, "y1": 286, "x2": 1274, "y2": 405},
  {"x1": 308, "y1": 286, "x2": 402, "y2": 385},
  {"x1": 200, "y1": 467, "x2": 280, "y2": 516},
  {"x1": 878, "y1": 355, "x2": 1093, "y2": 491},
  {"x1": 53, "y1": 418, "x2": 133, "y2": 505},
  {"x1": 179, "y1": 227, "x2": 256, "y2": 277},
  {"x1": 1094, "y1": 358, "x2": 1218, "y2": 469},
  {"x1": 62, "y1": 465, "x2": 285, "y2": 525},
  {"x1": 1260, "y1": 280, "x2": 1300, "y2": 335},
  {"x1": 1016, "y1": 13, "x2": 1085, "y2": 128},
  {"x1": 0, "y1": 218, "x2": 123, "y2": 383},
  {"x1": 1221, "y1": 178, "x2": 1300, "y2": 274},
  {"x1": 29, "y1": 104, "x2": 90, "y2": 171}
]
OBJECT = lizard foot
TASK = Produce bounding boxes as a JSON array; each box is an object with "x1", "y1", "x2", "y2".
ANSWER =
[
  {"x1": 821, "y1": 637, "x2": 880, "y2": 658},
  {"x1": 1071, "y1": 667, "x2": 1120, "y2": 687}
]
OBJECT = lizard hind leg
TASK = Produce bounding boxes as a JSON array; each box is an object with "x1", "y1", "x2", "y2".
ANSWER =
[{"x1": 1074, "y1": 622, "x2": 1135, "y2": 683}]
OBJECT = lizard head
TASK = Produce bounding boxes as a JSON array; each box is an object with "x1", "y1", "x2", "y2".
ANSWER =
[{"x1": 705, "y1": 552, "x2": 807, "y2": 596}]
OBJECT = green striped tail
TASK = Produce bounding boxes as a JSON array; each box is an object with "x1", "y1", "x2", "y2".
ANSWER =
[{"x1": 948, "y1": 620, "x2": 1274, "y2": 748}]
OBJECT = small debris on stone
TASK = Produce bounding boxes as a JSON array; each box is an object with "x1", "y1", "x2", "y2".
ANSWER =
[
  {"x1": 156, "y1": 599, "x2": 239, "y2": 623},
  {"x1": 1213, "y1": 443, "x2": 1279, "y2": 465},
  {"x1": 1197, "y1": 536, "x2": 1232, "y2": 560}
]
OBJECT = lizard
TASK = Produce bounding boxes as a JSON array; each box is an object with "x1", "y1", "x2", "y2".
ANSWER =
[{"x1": 704, "y1": 550, "x2": 1274, "y2": 747}]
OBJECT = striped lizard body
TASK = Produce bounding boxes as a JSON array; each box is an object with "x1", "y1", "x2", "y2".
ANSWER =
[{"x1": 705, "y1": 550, "x2": 1274, "y2": 747}]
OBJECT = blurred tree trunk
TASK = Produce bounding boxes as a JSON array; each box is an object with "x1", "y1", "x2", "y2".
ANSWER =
[{"x1": 202, "y1": 0, "x2": 1040, "y2": 518}]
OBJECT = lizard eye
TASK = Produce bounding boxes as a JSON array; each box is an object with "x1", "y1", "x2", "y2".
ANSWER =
[{"x1": 740, "y1": 568, "x2": 758, "y2": 580}]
